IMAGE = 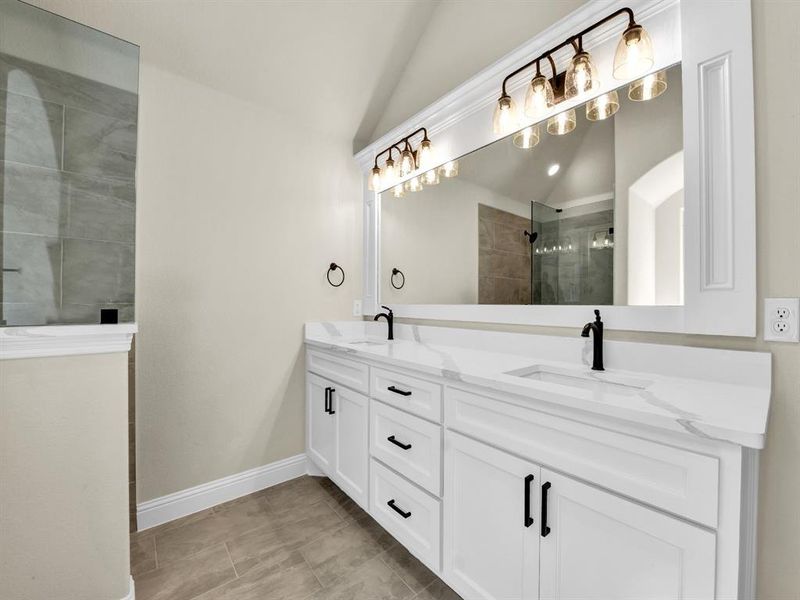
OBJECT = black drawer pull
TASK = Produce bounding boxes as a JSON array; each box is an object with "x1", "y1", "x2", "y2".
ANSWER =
[
  {"x1": 541, "y1": 482, "x2": 551, "y2": 537},
  {"x1": 328, "y1": 388, "x2": 336, "y2": 415},
  {"x1": 387, "y1": 499, "x2": 411, "y2": 519},
  {"x1": 387, "y1": 385, "x2": 412, "y2": 397},
  {"x1": 524, "y1": 474, "x2": 534, "y2": 528},
  {"x1": 387, "y1": 435, "x2": 412, "y2": 450},
  {"x1": 324, "y1": 387, "x2": 331, "y2": 413}
]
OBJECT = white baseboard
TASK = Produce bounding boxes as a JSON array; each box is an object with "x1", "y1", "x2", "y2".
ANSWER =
[
  {"x1": 137, "y1": 454, "x2": 310, "y2": 530},
  {"x1": 121, "y1": 576, "x2": 135, "y2": 599}
]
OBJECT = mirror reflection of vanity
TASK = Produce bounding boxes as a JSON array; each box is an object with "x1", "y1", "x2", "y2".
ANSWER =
[{"x1": 381, "y1": 64, "x2": 683, "y2": 307}]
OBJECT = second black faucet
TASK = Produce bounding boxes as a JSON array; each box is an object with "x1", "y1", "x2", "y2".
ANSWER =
[
  {"x1": 374, "y1": 305, "x2": 394, "y2": 340},
  {"x1": 581, "y1": 309, "x2": 604, "y2": 371}
]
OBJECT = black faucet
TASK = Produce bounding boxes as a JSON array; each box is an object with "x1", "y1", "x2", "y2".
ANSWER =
[
  {"x1": 374, "y1": 305, "x2": 394, "y2": 341},
  {"x1": 581, "y1": 309, "x2": 604, "y2": 371}
]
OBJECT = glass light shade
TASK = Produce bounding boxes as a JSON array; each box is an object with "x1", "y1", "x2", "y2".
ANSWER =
[
  {"x1": 629, "y1": 70, "x2": 667, "y2": 101},
  {"x1": 512, "y1": 125, "x2": 540, "y2": 150},
  {"x1": 422, "y1": 169, "x2": 440, "y2": 186},
  {"x1": 613, "y1": 24, "x2": 654, "y2": 80},
  {"x1": 524, "y1": 75, "x2": 554, "y2": 119},
  {"x1": 564, "y1": 51, "x2": 599, "y2": 100},
  {"x1": 546, "y1": 109, "x2": 576, "y2": 136},
  {"x1": 399, "y1": 149, "x2": 416, "y2": 176},
  {"x1": 392, "y1": 183, "x2": 405, "y2": 198},
  {"x1": 383, "y1": 158, "x2": 396, "y2": 186},
  {"x1": 492, "y1": 95, "x2": 518, "y2": 135},
  {"x1": 368, "y1": 166, "x2": 381, "y2": 191},
  {"x1": 439, "y1": 160, "x2": 459, "y2": 178},
  {"x1": 404, "y1": 175, "x2": 423, "y2": 193},
  {"x1": 417, "y1": 139, "x2": 435, "y2": 170},
  {"x1": 586, "y1": 90, "x2": 620, "y2": 121}
]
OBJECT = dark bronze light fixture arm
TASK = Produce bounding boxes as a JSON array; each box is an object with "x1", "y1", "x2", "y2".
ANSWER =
[
  {"x1": 500, "y1": 6, "x2": 636, "y2": 97},
  {"x1": 373, "y1": 127, "x2": 430, "y2": 166}
]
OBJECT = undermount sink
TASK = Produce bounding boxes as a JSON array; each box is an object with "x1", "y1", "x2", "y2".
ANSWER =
[
  {"x1": 504, "y1": 365, "x2": 653, "y2": 396},
  {"x1": 346, "y1": 338, "x2": 387, "y2": 346}
]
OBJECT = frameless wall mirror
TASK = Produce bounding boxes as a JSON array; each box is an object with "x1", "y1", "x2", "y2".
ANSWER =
[
  {"x1": 381, "y1": 63, "x2": 682, "y2": 307},
  {"x1": 0, "y1": 1, "x2": 139, "y2": 326}
]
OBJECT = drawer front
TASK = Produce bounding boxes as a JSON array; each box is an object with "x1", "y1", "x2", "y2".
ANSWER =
[
  {"x1": 371, "y1": 400, "x2": 442, "y2": 496},
  {"x1": 371, "y1": 367, "x2": 442, "y2": 423},
  {"x1": 370, "y1": 458, "x2": 441, "y2": 572},
  {"x1": 306, "y1": 349, "x2": 369, "y2": 394},
  {"x1": 446, "y1": 387, "x2": 720, "y2": 527}
]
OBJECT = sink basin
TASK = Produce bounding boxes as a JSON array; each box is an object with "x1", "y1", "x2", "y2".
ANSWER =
[
  {"x1": 504, "y1": 365, "x2": 653, "y2": 396},
  {"x1": 346, "y1": 338, "x2": 387, "y2": 346}
]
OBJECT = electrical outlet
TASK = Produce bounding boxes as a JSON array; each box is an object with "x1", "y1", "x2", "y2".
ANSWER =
[
  {"x1": 764, "y1": 298, "x2": 800, "y2": 342},
  {"x1": 352, "y1": 299, "x2": 362, "y2": 317}
]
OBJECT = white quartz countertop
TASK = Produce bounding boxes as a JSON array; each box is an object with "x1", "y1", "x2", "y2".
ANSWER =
[{"x1": 305, "y1": 321, "x2": 771, "y2": 449}]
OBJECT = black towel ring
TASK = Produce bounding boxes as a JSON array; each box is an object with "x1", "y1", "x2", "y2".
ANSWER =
[
  {"x1": 327, "y1": 263, "x2": 345, "y2": 287},
  {"x1": 391, "y1": 268, "x2": 405, "y2": 290}
]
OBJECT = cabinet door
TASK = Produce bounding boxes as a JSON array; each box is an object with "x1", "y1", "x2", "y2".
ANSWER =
[
  {"x1": 539, "y1": 469, "x2": 716, "y2": 600},
  {"x1": 332, "y1": 386, "x2": 369, "y2": 508},
  {"x1": 306, "y1": 373, "x2": 335, "y2": 476},
  {"x1": 443, "y1": 431, "x2": 540, "y2": 600}
]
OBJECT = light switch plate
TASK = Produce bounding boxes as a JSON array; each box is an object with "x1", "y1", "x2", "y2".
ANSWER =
[
  {"x1": 352, "y1": 299, "x2": 363, "y2": 317},
  {"x1": 764, "y1": 298, "x2": 800, "y2": 342}
]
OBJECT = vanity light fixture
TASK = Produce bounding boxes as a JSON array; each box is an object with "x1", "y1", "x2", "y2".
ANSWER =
[
  {"x1": 628, "y1": 70, "x2": 667, "y2": 101},
  {"x1": 439, "y1": 160, "x2": 459, "y2": 178},
  {"x1": 369, "y1": 127, "x2": 452, "y2": 193},
  {"x1": 493, "y1": 7, "x2": 656, "y2": 137},
  {"x1": 513, "y1": 125, "x2": 540, "y2": 149}
]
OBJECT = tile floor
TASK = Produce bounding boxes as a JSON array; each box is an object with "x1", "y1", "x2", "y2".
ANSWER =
[{"x1": 131, "y1": 475, "x2": 462, "y2": 600}]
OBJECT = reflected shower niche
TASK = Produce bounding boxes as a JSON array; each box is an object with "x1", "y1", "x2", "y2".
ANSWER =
[
  {"x1": 0, "y1": 1, "x2": 139, "y2": 326},
  {"x1": 380, "y1": 64, "x2": 683, "y2": 307}
]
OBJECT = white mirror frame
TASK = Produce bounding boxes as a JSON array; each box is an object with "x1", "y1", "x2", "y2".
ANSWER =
[{"x1": 355, "y1": 0, "x2": 755, "y2": 337}]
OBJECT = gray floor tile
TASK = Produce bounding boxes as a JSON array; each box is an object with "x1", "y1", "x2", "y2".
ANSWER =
[
  {"x1": 414, "y1": 579, "x2": 463, "y2": 600},
  {"x1": 133, "y1": 544, "x2": 236, "y2": 600},
  {"x1": 130, "y1": 535, "x2": 157, "y2": 577},
  {"x1": 381, "y1": 543, "x2": 437, "y2": 593},
  {"x1": 305, "y1": 555, "x2": 414, "y2": 600}
]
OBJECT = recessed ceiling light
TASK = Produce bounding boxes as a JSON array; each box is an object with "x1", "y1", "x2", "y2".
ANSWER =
[{"x1": 548, "y1": 163, "x2": 560, "y2": 176}]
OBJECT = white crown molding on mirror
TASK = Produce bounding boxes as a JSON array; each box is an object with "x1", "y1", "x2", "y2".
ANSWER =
[{"x1": 354, "y1": 0, "x2": 756, "y2": 337}]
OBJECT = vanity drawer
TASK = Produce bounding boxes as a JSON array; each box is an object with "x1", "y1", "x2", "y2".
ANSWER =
[
  {"x1": 445, "y1": 387, "x2": 720, "y2": 527},
  {"x1": 370, "y1": 458, "x2": 441, "y2": 572},
  {"x1": 306, "y1": 349, "x2": 369, "y2": 394},
  {"x1": 371, "y1": 367, "x2": 442, "y2": 423},
  {"x1": 371, "y1": 400, "x2": 442, "y2": 496}
]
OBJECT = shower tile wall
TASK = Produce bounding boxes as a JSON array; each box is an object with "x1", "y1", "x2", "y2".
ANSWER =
[
  {"x1": 0, "y1": 54, "x2": 137, "y2": 326},
  {"x1": 478, "y1": 204, "x2": 531, "y2": 304}
]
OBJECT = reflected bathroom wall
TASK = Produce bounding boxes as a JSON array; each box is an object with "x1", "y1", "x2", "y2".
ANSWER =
[{"x1": 0, "y1": 1, "x2": 139, "y2": 326}]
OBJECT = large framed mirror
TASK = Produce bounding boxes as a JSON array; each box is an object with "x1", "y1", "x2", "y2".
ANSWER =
[{"x1": 357, "y1": 0, "x2": 755, "y2": 336}]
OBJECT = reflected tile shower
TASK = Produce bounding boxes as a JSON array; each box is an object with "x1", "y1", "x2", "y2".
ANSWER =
[{"x1": 0, "y1": 2, "x2": 138, "y2": 326}]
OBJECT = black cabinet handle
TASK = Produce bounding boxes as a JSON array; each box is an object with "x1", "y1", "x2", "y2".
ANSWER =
[
  {"x1": 387, "y1": 435, "x2": 412, "y2": 450},
  {"x1": 328, "y1": 388, "x2": 336, "y2": 415},
  {"x1": 387, "y1": 385, "x2": 412, "y2": 397},
  {"x1": 541, "y1": 482, "x2": 551, "y2": 537},
  {"x1": 324, "y1": 387, "x2": 331, "y2": 413},
  {"x1": 387, "y1": 499, "x2": 411, "y2": 519},
  {"x1": 524, "y1": 474, "x2": 534, "y2": 528}
]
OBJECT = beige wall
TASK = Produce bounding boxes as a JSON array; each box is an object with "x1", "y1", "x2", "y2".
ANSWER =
[
  {"x1": 375, "y1": 2, "x2": 800, "y2": 597},
  {"x1": 0, "y1": 353, "x2": 131, "y2": 599}
]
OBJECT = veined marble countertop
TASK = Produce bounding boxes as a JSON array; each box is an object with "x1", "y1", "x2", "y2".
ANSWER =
[{"x1": 305, "y1": 321, "x2": 771, "y2": 449}]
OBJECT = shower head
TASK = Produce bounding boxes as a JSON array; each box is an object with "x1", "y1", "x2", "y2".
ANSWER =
[{"x1": 524, "y1": 230, "x2": 538, "y2": 244}]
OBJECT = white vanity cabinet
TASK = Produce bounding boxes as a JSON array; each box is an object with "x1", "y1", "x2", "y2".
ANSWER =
[{"x1": 305, "y1": 341, "x2": 762, "y2": 600}]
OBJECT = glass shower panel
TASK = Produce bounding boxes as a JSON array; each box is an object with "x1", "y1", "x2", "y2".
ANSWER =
[{"x1": 0, "y1": 2, "x2": 139, "y2": 326}]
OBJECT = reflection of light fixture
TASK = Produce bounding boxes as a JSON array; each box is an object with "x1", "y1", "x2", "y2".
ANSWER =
[
  {"x1": 492, "y1": 94, "x2": 518, "y2": 135},
  {"x1": 547, "y1": 163, "x2": 560, "y2": 176},
  {"x1": 547, "y1": 109, "x2": 576, "y2": 135},
  {"x1": 565, "y1": 49, "x2": 599, "y2": 100},
  {"x1": 405, "y1": 175, "x2": 423, "y2": 193},
  {"x1": 629, "y1": 70, "x2": 667, "y2": 101},
  {"x1": 439, "y1": 160, "x2": 459, "y2": 178},
  {"x1": 492, "y1": 7, "x2": 654, "y2": 134},
  {"x1": 513, "y1": 125, "x2": 540, "y2": 149},
  {"x1": 614, "y1": 23, "x2": 654, "y2": 80},
  {"x1": 586, "y1": 90, "x2": 620, "y2": 121},
  {"x1": 524, "y1": 61, "x2": 554, "y2": 119},
  {"x1": 422, "y1": 169, "x2": 440, "y2": 186},
  {"x1": 392, "y1": 183, "x2": 405, "y2": 198}
]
